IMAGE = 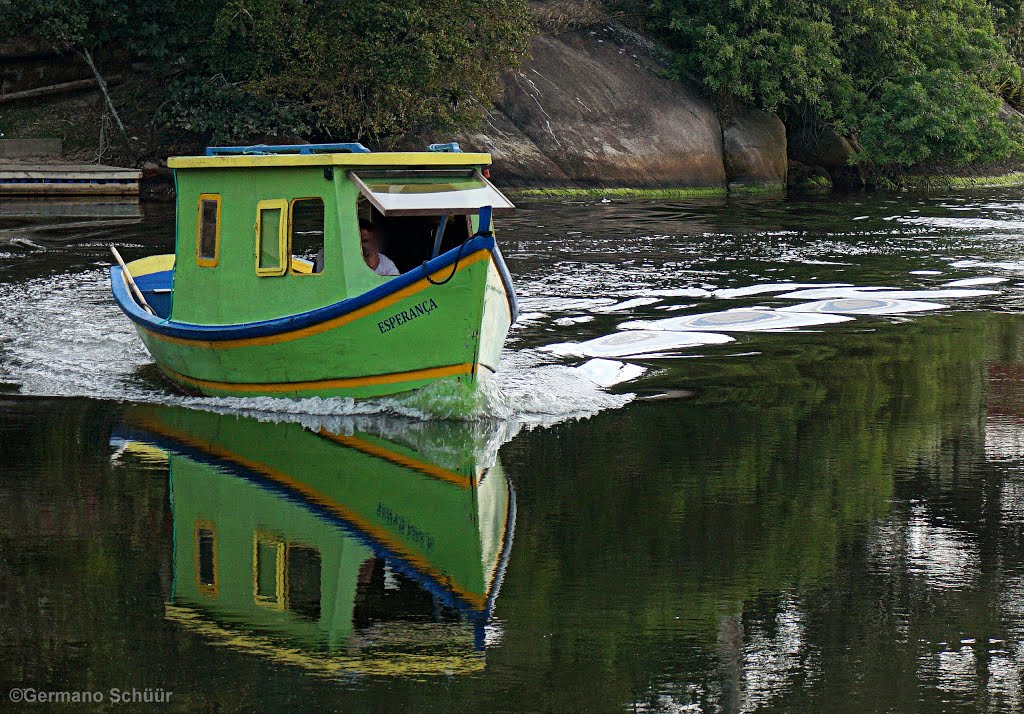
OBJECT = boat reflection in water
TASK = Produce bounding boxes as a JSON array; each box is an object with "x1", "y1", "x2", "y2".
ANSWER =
[{"x1": 114, "y1": 405, "x2": 516, "y2": 677}]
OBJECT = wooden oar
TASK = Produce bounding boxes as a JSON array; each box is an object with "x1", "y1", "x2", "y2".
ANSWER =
[{"x1": 110, "y1": 245, "x2": 156, "y2": 315}]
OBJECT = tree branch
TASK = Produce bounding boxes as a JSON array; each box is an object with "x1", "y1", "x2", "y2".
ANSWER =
[{"x1": 80, "y1": 47, "x2": 127, "y2": 138}]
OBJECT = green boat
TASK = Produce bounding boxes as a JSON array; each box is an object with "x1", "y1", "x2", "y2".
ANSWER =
[
  {"x1": 113, "y1": 404, "x2": 515, "y2": 677},
  {"x1": 110, "y1": 142, "x2": 517, "y2": 398}
]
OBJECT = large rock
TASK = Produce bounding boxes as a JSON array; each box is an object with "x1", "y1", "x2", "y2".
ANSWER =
[
  {"x1": 454, "y1": 106, "x2": 569, "y2": 186},
  {"x1": 483, "y1": 23, "x2": 726, "y2": 188},
  {"x1": 722, "y1": 110, "x2": 786, "y2": 190}
]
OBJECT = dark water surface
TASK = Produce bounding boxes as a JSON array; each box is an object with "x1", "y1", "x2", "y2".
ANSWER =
[{"x1": 3, "y1": 193, "x2": 1024, "y2": 711}]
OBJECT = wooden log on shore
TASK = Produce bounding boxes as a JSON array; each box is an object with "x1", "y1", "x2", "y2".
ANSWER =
[{"x1": 0, "y1": 75, "x2": 122, "y2": 104}]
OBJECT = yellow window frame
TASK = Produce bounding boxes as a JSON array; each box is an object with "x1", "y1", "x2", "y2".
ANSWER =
[
  {"x1": 196, "y1": 194, "x2": 221, "y2": 268},
  {"x1": 288, "y1": 196, "x2": 324, "y2": 276},
  {"x1": 252, "y1": 530, "x2": 286, "y2": 610},
  {"x1": 195, "y1": 520, "x2": 219, "y2": 598},
  {"x1": 255, "y1": 198, "x2": 288, "y2": 276}
]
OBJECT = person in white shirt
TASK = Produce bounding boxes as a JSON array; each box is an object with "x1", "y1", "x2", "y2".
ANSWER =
[
  {"x1": 359, "y1": 219, "x2": 400, "y2": 276},
  {"x1": 311, "y1": 219, "x2": 400, "y2": 275}
]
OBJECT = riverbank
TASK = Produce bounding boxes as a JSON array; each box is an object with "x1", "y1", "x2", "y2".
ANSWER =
[{"x1": 5, "y1": 8, "x2": 1024, "y2": 198}]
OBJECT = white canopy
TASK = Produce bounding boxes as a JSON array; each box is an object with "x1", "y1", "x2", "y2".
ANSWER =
[{"x1": 349, "y1": 170, "x2": 515, "y2": 217}]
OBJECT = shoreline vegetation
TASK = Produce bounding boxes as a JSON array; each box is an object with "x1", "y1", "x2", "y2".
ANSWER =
[
  {"x1": 5, "y1": 1, "x2": 1024, "y2": 194},
  {"x1": 509, "y1": 170, "x2": 1024, "y2": 201}
]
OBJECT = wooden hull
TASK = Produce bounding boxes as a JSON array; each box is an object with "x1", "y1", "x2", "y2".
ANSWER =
[{"x1": 111, "y1": 238, "x2": 516, "y2": 399}]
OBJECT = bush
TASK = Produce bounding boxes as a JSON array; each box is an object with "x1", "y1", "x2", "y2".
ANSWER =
[
  {"x1": 640, "y1": 0, "x2": 1024, "y2": 171},
  {"x1": 858, "y1": 70, "x2": 1019, "y2": 167},
  {"x1": 163, "y1": 0, "x2": 533, "y2": 148},
  {"x1": 0, "y1": 0, "x2": 533, "y2": 152}
]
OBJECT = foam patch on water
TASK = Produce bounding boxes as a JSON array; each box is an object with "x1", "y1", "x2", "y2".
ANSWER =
[
  {"x1": 618, "y1": 308, "x2": 853, "y2": 333},
  {"x1": 776, "y1": 287, "x2": 998, "y2": 300},
  {"x1": 489, "y1": 351, "x2": 634, "y2": 423},
  {"x1": 778, "y1": 298, "x2": 948, "y2": 315},
  {"x1": 591, "y1": 297, "x2": 661, "y2": 313},
  {"x1": 712, "y1": 283, "x2": 852, "y2": 299},
  {"x1": 943, "y1": 277, "x2": 1007, "y2": 287},
  {"x1": 543, "y1": 329, "x2": 734, "y2": 358},
  {"x1": 574, "y1": 358, "x2": 647, "y2": 387},
  {"x1": 949, "y1": 260, "x2": 1024, "y2": 271}
]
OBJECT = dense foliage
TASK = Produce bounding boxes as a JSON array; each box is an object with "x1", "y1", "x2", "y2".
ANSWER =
[
  {"x1": 641, "y1": 0, "x2": 1024, "y2": 172},
  {"x1": 7, "y1": 0, "x2": 1024, "y2": 174},
  {"x1": 0, "y1": 0, "x2": 532, "y2": 150},
  {"x1": 166, "y1": 0, "x2": 532, "y2": 147}
]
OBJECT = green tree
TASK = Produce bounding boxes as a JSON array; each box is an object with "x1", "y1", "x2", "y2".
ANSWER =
[
  {"x1": 0, "y1": 0, "x2": 532, "y2": 152},
  {"x1": 640, "y1": 0, "x2": 1024, "y2": 173},
  {"x1": 0, "y1": 0, "x2": 178, "y2": 141},
  {"x1": 163, "y1": 0, "x2": 532, "y2": 148}
]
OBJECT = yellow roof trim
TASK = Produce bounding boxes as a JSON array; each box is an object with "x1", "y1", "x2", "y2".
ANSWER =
[{"x1": 168, "y1": 152, "x2": 492, "y2": 169}]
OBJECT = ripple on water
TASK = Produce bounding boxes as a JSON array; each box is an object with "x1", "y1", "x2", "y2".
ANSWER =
[
  {"x1": 542, "y1": 329, "x2": 734, "y2": 358},
  {"x1": 618, "y1": 308, "x2": 854, "y2": 333},
  {"x1": 778, "y1": 298, "x2": 948, "y2": 315},
  {"x1": 775, "y1": 287, "x2": 999, "y2": 300},
  {"x1": 711, "y1": 282, "x2": 852, "y2": 299}
]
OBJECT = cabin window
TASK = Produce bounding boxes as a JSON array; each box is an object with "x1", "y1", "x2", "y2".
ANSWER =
[
  {"x1": 255, "y1": 199, "x2": 288, "y2": 276},
  {"x1": 253, "y1": 531, "x2": 285, "y2": 609},
  {"x1": 195, "y1": 521, "x2": 218, "y2": 597},
  {"x1": 290, "y1": 198, "x2": 325, "y2": 275},
  {"x1": 196, "y1": 194, "x2": 221, "y2": 267},
  {"x1": 287, "y1": 545, "x2": 322, "y2": 620}
]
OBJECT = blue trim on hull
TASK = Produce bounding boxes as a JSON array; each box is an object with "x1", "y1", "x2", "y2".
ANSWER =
[{"x1": 111, "y1": 235, "x2": 519, "y2": 342}]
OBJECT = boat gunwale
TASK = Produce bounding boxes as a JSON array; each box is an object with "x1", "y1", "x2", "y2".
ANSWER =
[{"x1": 110, "y1": 235, "x2": 518, "y2": 342}]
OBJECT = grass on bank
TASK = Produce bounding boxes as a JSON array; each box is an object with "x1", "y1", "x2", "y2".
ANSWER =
[
  {"x1": 510, "y1": 186, "x2": 729, "y2": 199},
  {"x1": 893, "y1": 171, "x2": 1024, "y2": 191}
]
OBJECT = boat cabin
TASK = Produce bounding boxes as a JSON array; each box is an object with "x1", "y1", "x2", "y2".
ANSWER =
[{"x1": 160, "y1": 143, "x2": 515, "y2": 325}]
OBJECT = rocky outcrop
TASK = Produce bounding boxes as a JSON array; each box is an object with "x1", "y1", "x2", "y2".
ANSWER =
[
  {"x1": 500, "y1": 27, "x2": 725, "y2": 187},
  {"x1": 454, "y1": 20, "x2": 790, "y2": 192},
  {"x1": 723, "y1": 110, "x2": 787, "y2": 190},
  {"x1": 457, "y1": 104, "x2": 570, "y2": 185}
]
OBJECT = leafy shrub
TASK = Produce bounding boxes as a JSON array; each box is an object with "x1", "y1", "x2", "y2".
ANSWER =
[
  {"x1": 157, "y1": 77, "x2": 313, "y2": 146},
  {"x1": 1, "y1": 0, "x2": 532, "y2": 152},
  {"x1": 858, "y1": 70, "x2": 1019, "y2": 167},
  {"x1": 166, "y1": 0, "x2": 533, "y2": 148},
  {"x1": 640, "y1": 0, "x2": 1024, "y2": 171}
]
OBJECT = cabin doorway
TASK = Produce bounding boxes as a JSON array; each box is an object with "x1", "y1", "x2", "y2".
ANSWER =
[{"x1": 357, "y1": 196, "x2": 471, "y2": 275}]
